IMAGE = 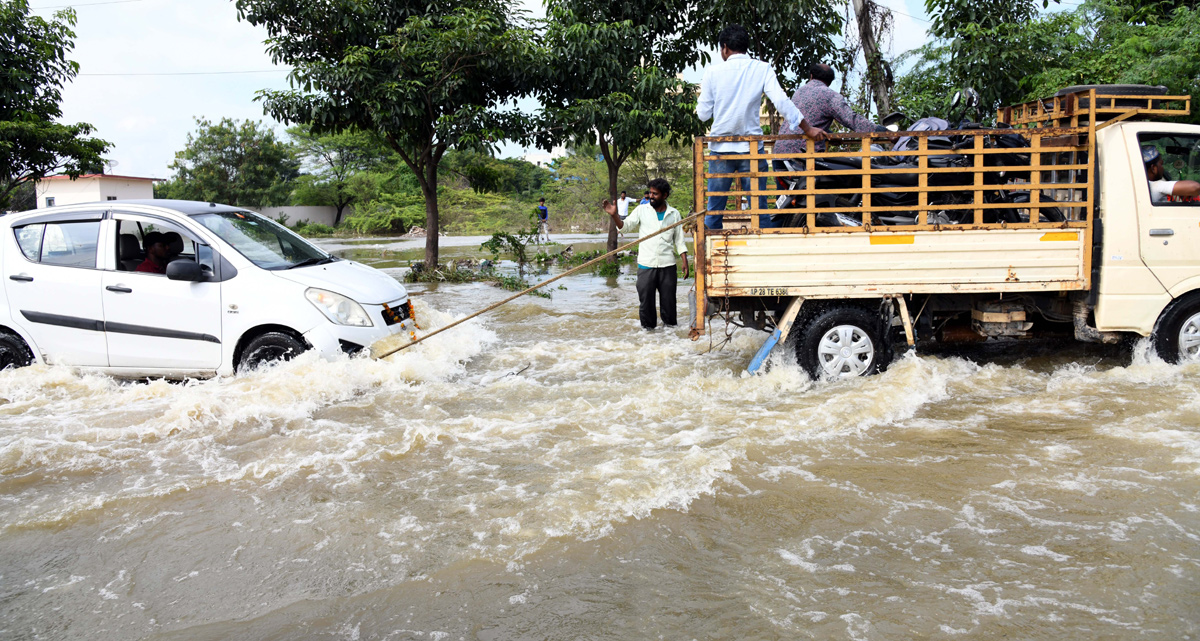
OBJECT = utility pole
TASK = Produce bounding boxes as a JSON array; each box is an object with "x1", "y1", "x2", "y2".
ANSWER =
[{"x1": 851, "y1": 0, "x2": 892, "y2": 116}]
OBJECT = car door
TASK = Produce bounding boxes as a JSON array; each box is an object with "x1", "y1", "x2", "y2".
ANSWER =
[
  {"x1": 100, "y1": 213, "x2": 223, "y2": 370},
  {"x1": 1134, "y1": 129, "x2": 1200, "y2": 294},
  {"x1": 3, "y1": 211, "x2": 109, "y2": 366}
]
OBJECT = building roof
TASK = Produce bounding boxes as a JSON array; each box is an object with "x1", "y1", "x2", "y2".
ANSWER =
[{"x1": 38, "y1": 174, "x2": 162, "y2": 182}]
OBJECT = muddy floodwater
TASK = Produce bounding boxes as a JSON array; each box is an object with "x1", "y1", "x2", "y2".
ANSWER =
[{"x1": 2, "y1": 234, "x2": 1198, "y2": 640}]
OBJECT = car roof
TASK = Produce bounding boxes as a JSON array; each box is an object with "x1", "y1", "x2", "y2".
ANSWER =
[{"x1": 5, "y1": 200, "x2": 253, "y2": 224}]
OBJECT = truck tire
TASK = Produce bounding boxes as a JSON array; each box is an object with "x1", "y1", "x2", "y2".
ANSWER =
[
  {"x1": 237, "y1": 331, "x2": 307, "y2": 372},
  {"x1": 1153, "y1": 299, "x2": 1200, "y2": 364},
  {"x1": 0, "y1": 333, "x2": 33, "y2": 370},
  {"x1": 795, "y1": 305, "x2": 892, "y2": 379}
]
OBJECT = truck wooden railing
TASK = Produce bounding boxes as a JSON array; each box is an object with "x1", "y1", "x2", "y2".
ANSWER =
[{"x1": 691, "y1": 88, "x2": 1191, "y2": 332}]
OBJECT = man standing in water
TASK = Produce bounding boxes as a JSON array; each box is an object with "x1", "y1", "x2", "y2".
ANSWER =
[{"x1": 602, "y1": 178, "x2": 689, "y2": 329}]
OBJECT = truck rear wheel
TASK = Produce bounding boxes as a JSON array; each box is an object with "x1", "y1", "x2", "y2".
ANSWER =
[
  {"x1": 1153, "y1": 300, "x2": 1200, "y2": 364},
  {"x1": 795, "y1": 305, "x2": 892, "y2": 379}
]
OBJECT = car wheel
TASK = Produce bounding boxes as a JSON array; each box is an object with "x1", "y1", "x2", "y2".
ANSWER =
[
  {"x1": 1153, "y1": 299, "x2": 1200, "y2": 364},
  {"x1": 795, "y1": 305, "x2": 892, "y2": 379},
  {"x1": 0, "y1": 333, "x2": 33, "y2": 370},
  {"x1": 238, "y1": 332, "x2": 308, "y2": 372}
]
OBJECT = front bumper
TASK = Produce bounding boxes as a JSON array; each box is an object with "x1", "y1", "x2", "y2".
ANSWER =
[{"x1": 303, "y1": 297, "x2": 416, "y2": 357}]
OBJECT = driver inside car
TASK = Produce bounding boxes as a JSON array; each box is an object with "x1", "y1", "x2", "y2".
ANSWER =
[
  {"x1": 1144, "y1": 145, "x2": 1200, "y2": 203},
  {"x1": 136, "y1": 232, "x2": 170, "y2": 274}
]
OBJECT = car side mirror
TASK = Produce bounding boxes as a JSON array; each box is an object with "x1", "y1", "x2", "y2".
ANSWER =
[{"x1": 166, "y1": 259, "x2": 204, "y2": 282}]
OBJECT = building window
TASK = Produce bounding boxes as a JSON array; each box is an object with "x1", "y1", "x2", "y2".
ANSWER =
[
  {"x1": 107, "y1": 196, "x2": 117, "y2": 201},
  {"x1": 45, "y1": 197, "x2": 55, "y2": 207}
]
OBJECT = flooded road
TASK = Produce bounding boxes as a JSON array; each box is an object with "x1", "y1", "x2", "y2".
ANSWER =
[{"x1": 1, "y1": 235, "x2": 1197, "y2": 640}]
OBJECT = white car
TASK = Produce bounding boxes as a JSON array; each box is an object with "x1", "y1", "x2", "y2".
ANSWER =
[{"x1": 0, "y1": 200, "x2": 417, "y2": 377}]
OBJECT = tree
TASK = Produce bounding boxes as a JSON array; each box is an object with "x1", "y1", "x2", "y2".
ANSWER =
[
  {"x1": 288, "y1": 125, "x2": 390, "y2": 225},
  {"x1": 691, "y1": 0, "x2": 845, "y2": 130},
  {"x1": 161, "y1": 117, "x2": 297, "y2": 207},
  {"x1": 1022, "y1": 0, "x2": 1200, "y2": 122},
  {"x1": 895, "y1": 0, "x2": 1200, "y2": 123},
  {"x1": 541, "y1": 4, "x2": 705, "y2": 255},
  {"x1": 235, "y1": 0, "x2": 543, "y2": 268},
  {"x1": 0, "y1": 0, "x2": 109, "y2": 210},
  {"x1": 442, "y1": 150, "x2": 552, "y2": 197},
  {"x1": 923, "y1": 0, "x2": 1058, "y2": 112}
]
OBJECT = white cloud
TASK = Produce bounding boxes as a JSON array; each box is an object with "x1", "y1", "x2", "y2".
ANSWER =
[{"x1": 33, "y1": 0, "x2": 291, "y2": 179}]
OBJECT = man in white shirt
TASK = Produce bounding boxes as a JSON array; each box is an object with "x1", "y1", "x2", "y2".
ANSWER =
[
  {"x1": 696, "y1": 24, "x2": 827, "y2": 230},
  {"x1": 602, "y1": 178, "x2": 690, "y2": 329},
  {"x1": 616, "y1": 190, "x2": 637, "y2": 220},
  {"x1": 1144, "y1": 146, "x2": 1200, "y2": 203}
]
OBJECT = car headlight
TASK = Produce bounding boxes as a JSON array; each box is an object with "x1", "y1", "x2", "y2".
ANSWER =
[{"x1": 305, "y1": 288, "x2": 373, "y2": 327}]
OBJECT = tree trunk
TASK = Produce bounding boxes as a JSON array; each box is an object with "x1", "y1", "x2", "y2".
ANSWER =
[
  {"x1": 852, "y1": 0, "x2": 892, "y2": 117},
  {"x1": 422, "y1": 161, "x2": 440, "y2": 268},
  {"x1": 334, "y1": 202, "x2": 346, "y2": 226},
  {"x1": 606, "y1": 160, "x2": 619, "y2": 255}
]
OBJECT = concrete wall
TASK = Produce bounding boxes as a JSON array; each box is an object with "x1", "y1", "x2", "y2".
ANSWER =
[
  {"x1": 257, "y1": 206, "x2": 350, "y2": 227},
  {"x1": 36, "y1": 176, "x2": 154, "y2": 208}
]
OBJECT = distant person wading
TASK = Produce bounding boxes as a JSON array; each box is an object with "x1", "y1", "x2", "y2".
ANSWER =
[{"x1": 536, "y1": 198, "x2": 550, "y2": 243}]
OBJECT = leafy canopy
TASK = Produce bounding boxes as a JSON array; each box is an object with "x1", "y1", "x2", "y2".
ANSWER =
[
  {"x1": 0, "y1": 0, "x2": 109, "y2": 210},
  {"x1": 235, "y1": 0, "x2": 544, "y2": 266},
  {"x1": 159, "y1": 117, "x2": 298, "y2": 208}
]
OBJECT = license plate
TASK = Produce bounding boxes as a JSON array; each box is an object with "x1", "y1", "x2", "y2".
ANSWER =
[{"x1": 381, "y1": 301, "x2": 411, "y2": 326}]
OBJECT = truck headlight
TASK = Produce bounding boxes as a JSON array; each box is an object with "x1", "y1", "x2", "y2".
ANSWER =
[{"x1": 305, "y1": 288, "x2": 373, "y2": 327}]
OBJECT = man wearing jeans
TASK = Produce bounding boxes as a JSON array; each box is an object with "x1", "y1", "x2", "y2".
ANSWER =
[
  {"x1": 602, "y1": 178, "x2": 690, "y2": 329},
  {"x1": 696, "y1": 24, "x2": 827, "y2": 230}
]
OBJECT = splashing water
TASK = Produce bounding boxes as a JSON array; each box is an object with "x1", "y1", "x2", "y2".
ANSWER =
[{"x1": 1, "y1": 242, "x2": 1197, "y2": 640}]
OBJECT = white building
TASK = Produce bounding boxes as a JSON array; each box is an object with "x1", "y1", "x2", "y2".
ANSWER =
[{"x1": 35, "y1": 174, "x2": 158, "y2": 209}]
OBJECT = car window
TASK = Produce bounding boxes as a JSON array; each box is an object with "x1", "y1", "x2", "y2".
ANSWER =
[
  {"x1": 1138, "y1": 133, "x2": 1200, "y2": 206},
  {"x1": 22, "y1": 220, "x2": 101, "y2": 268},
  {"x1": 114, "y1": 214, "x2": 214, "y2": 273},
  {"x1": 14, "y1": 224, "x2": 44, "y2": 261}
]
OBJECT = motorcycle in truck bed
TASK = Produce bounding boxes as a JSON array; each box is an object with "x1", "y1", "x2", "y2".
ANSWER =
[{"x1": 691, "y1": 87, "x2": 1197, "y2": 378}]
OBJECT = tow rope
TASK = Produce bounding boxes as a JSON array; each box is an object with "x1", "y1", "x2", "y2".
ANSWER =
[{"x1": 375, "y1": 211, "x2": 702, "y2": 360}]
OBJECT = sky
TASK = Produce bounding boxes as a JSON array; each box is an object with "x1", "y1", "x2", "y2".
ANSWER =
[{"x1": 31, "y1": 0, "x2": 933, "y2": 180}]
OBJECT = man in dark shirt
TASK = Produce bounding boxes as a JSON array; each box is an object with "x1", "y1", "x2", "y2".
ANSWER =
[
  {"x1": 536, "y1": 198, "x2": 550, "y2": 243},
  {"x1": 136, "y1": 232, "x2": 170, "y2": 274},
  {"x1": 772, "y1": 63, "x2": 884, "y2": 218},
  {"x1": 775, "y1": 63, "x2": 882, "y2": 157}
]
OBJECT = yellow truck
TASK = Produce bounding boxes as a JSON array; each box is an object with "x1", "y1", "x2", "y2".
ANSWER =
[{"x1": 691, "y1": 86, "x2": 1199, "y2": 378}]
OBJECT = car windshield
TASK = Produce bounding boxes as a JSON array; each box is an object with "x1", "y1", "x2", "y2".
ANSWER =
[{"x1": 194, "y1": 211, "x2": 329, "y2": 269}]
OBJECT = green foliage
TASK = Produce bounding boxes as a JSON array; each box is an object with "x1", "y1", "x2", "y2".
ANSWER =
[
  {"x1": 164, "y1": 117, "x2": 298, "y2": 207},
  {"x1": 342, "y1": 191, "x2": 426, "y2": 235},
  {"x1": 1022, "y1": 0, "x2": 1200, "y2": 123},
  {"x1": 491, "y1": 274, "x2": 552, "y2": 298},
  {"x1": 235, "y1": 0, "x2": 544, "y2": 267},
  {"x1": 0, "y1": 0, "x2": 110, "y2": 209},
  {"x1": 480, "y1": 215, "x2": 539, "y2": 263},
  {"x1": 287, "y1": 124, "x2": 391, "y2": 224},
  {"x1": 891, "y1": 44, "x2": 958, "y2": 119},
  {"x1": 442, "y1": 150, "x2": 551, "y2": 196},
  {"x1": 923, "y1": 0, "x2": 1051, "y2": 112},
  {"x1": 894, "y1": 0, "x2": 1199, "y2": 123},
  {"x1": 691, "y1": 0, "x2": 843, "y2": 91},
  {"x1": 540, "y1": 4, "x2": 707, "y2": 253},
  {"x1": 291, "y1": 220, "x2": 336, "y2": 237}
]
